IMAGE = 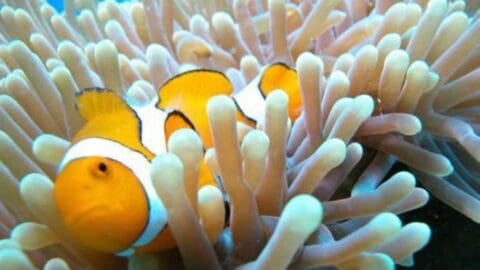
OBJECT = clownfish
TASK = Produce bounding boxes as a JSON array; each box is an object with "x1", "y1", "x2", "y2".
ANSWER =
[{"x1": 54, "y1": 63, "x2": 301, "y2": 257}]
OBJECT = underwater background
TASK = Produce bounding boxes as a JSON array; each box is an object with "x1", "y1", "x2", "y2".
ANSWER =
[
  {"x1": 46, "y1": 0, "x2": 130, "y2": 11},
  {"x1": 0, "y1": 0, "x2": 479, "y2": 269},
  {"x1": 46, "y1": 0, "x2": 63, "y2": 12}
]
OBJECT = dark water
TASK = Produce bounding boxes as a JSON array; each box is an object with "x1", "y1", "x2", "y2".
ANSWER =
[
  {"x1": 390, "y1": 160, "x2": 480, "y2": 270},
  {"x1": 400, "y1": 192, "x2": 480, "y2": 269}
]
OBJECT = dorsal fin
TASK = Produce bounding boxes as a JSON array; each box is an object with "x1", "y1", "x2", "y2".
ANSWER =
[
  {"x1": 258, "y1": 63, "x2": 302, "y2": 121},
  {"x1": 76, "y1": 87, "x2": 130, "y2": 121},
  {"x1": 157, "y1": 70, "x2": 233, "y2": 148},
  {"x1": 164, "y1": 110, "x2": 217, "y2": 188},
  {"x1": 73, "y1": 87, "x2": 154, "y2": 159},
  {"x1": 164, "y1": 110, "x2": 195, "y2": 143}
]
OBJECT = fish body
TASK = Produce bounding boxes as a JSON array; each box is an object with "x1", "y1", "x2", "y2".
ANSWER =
[{"x1": 54, "y1": 63, "x2": 301, "y2": 256}]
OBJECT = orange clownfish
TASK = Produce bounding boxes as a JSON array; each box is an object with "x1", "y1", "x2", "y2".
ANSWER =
[{"x1": 54, "y1": 63, "x2": 301, "y2": 257}]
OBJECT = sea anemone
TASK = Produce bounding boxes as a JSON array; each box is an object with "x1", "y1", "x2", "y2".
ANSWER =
[{"x1": 0, "y1": 0, "x2": 477, "y2": 269}]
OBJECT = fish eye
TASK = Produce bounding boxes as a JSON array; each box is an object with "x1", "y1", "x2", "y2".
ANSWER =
[
  {"x1": 98, "y1": 162, "x2": 107, "y2": 173},
  {"x1": 89, "y1": 159, "x2": 110, "y2": 178}
]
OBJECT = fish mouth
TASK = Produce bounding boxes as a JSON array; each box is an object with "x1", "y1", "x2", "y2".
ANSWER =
[{"x1": 64, "y1": 204, "x2": 113, "y2": 229}]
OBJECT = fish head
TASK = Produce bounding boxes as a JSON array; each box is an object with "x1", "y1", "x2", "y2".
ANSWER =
[{"x1": 54, "y1": 154, "x2": 149, "y2": 253}]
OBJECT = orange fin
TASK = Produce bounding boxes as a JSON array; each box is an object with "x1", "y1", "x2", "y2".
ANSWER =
[
  {"x1": 258, "y1": 63, "x2": 302, "y2": 121},
  {"x1": 157, "y1": 70, "x2": 233, "y2": 148},
  {"x1": 164, "y1": 110, "x2": 218, "y2": 189},
  {"x1": 198, "y1": 161, "x2": 216, "y2": 187},
  {"x1": 164, "y1": 110, "x2": 195, "y2": 143},
  {"x1": 76, "y1": 88, "x2": 130, "y2": 121},
  {"x1": 73, "y1": 88, "x2": 154, "y2": 159}
]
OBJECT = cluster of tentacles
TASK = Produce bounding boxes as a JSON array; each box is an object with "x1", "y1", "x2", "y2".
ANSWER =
[{"x1": 0, "y1": 0, "x2": 478, "y2": 269}]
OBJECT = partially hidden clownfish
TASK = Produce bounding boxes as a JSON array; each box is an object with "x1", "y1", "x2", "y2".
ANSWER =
[{"x1": 54, "y1": 63, "x2": 301, "y2": 256}]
